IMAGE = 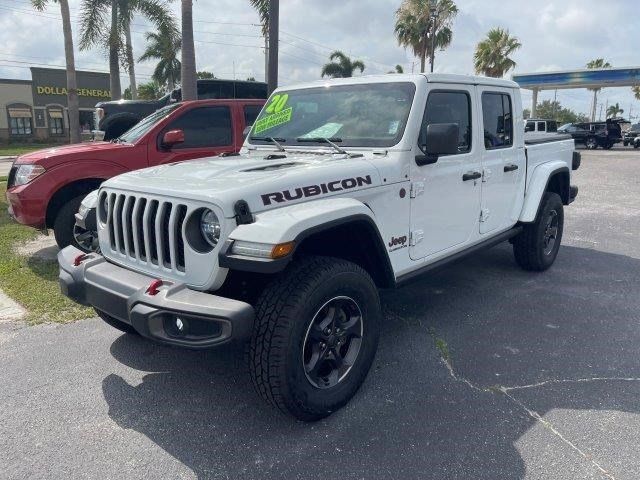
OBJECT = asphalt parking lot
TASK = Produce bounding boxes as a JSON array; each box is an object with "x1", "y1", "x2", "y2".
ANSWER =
[{"x1": 1, "y1": 148, "x2": 639, "y2": 479}]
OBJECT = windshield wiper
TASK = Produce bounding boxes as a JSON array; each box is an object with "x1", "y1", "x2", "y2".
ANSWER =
[
  {"x1": 249, "y1": 136, "x2": 287, "y2": 152},
  {"x1": 296, "y1": 137, "x2": 347, "y2": 155}
]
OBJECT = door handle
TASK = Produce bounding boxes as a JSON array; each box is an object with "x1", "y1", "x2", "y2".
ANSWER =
[
  {"x1": 462, "y1": 171, "x2": 482, "y2": 181},
  {"x1": 504, "y1": 164, "x2": 519, "y2": 172}
]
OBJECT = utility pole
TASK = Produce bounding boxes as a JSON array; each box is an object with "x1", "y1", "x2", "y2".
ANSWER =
[
  {"x1": 267, "y1": 0, "x2": 279, "y2": 94},
  {"x1": 429, "y1": 0, "x2": 438, "y2": 73},
  {"x1": 264, "y1": 33, "x2": 269, "y2": 84}
]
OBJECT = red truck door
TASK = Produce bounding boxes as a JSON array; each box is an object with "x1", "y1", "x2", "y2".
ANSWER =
[{"x1": 152, "y1": 104, "x2": 237, "y2": 165}]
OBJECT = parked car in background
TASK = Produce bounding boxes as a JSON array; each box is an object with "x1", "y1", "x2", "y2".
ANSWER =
[
  {"x1": 559, "y1": 119, "x2": 624, "y2": 149},
  {"x1": 525, "y1": 118, "x2": 558, "y2": 133},
  {"x1": 95, "y1": 79, "x2": 268, "y2": 140},
  {"x1": 6, "y1": 98, "x2": 265, "y2": 250},
  {"x1": 622, "y1": 123, "x2": 640, "y2": 146}
]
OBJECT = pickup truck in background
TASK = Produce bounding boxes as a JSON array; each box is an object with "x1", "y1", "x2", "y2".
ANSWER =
[
  {"x1": 59, "y1": 74, "x2": 579, "y2": 421},
  {"x1": 6, "y1": 99, "x2": 264, "y2": 250},
  {"x1": 559, "y1": 119, "x2": 625, "y2": 149},
  {"x1": 95, "y1": 79, "x2": 268, "y2": 140}
]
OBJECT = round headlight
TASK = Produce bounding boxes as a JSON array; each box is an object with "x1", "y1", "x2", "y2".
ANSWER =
[{"x1": 200, "y1": 209, "x2": 221, "y2": 247}]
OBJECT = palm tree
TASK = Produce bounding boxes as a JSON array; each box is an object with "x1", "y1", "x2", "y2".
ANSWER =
[
  {"x1": 633, "y1": 86, "x2": 640, "y2": 101},
  {"x1": 119, "y1": 0, "x2": 175, "y2": 100},
  {"x1": 79, "y1": 0, "x2": 174, "y2": 100},
  {"x1": 394, "y1": 0, "x2": 458, "y2": 73},
  {"x1": 32, "y1": 0, "x2": 80, "y2": 143},
  {"x1": 606, "y1": 103, "x2": 624, "y2": 119},
  {"x1": 196, "y1": 71, "x2": 216, "y2": 79},
  {"x1": 473, "y1": 28, "x2": 521, "y2": 78},
  {"x1": 249, "y1": 0, "x2": 269, "y2": 81},
  {"x1": 388, "y1": 64, "x2": 404, "y2": 74},
  {"x1": 586, "y1": 58, "x2": 611, "y2": 121},
  {"x1": 180, "y1": 0, "x2": 197, "y2": 100},
  {"x1": 139, "y1": 24, "x2": 181, "y2": 90},
  {"x1": 321, "y1": 51, "x2": 365, "y2": 78}
]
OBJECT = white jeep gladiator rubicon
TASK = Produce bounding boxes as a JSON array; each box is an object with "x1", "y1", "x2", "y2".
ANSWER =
[{"x1": 59, "y1": 74, "x2": 580, "y2": 421}]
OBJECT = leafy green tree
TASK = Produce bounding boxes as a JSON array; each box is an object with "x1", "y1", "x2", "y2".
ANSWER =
[
  {"x1": 139, "y1": 24, "x2": 181, "y2": 90},
  {"x1": 586, "y1": 58, "x2": 611, "y2": 121},
  {"x1": 394, "y1": 0, "x2": 457, "y2": 73},
  {"x1": 632, "y1": 86, "x2": 640, "y2": 101},
  {"x1": 321, "y1": 51, "x2": 365, "y2": 78},
  {"x1": 32, "y1": 0, "x2": 80, "y2": 143},
  {"x1": 79, "y1": 0, "x2": 175, "y2": 100},
  {"x1": 474, "y1": 28, "x2": 521, "y2": 78},
  {"x1": 196, "y1": 71, "x2": 216, "y2": 79},
  {"x1": 388, "y1": 65, "x2": 404, "y2": 74},
  {"x1": 137, "y1": 80, "x2": 165, "y2": 99},
  {"x1": 606, "y1": 102, "x2": 624, "y2": 118},
  {"x1": 525, "y1": 100, "x2": 589, "y2": 124},
  {"x1": 246, "y1": 76, "x2": 256, "y2": 81}
]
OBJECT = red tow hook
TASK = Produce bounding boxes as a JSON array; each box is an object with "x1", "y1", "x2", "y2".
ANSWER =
[
  {"x1": 73, "y1": 254, "x2": 90, "y2": 266},
  {"x1": 146, "y1": 279, "x2": 163, "y2": 296}
]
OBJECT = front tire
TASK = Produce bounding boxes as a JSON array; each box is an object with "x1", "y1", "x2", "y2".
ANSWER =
[
  {"x1": 513, "y1": 192, "x2": 564, "y2": 271},
  {"x1": 53, "y1": 195, "x2": 85, "y2": 250},
  {"x1": 248, "y1": 256, "x2": 381, "y2": 421}
]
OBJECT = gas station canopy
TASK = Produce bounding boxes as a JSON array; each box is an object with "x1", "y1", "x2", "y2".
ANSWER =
[{"x1": 513, "y1": 67, "x2": 640, "y2": 90}]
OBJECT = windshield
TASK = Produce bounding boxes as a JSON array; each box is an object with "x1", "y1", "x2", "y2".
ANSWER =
[
  {"x1": 117, "y1": 103, "x2": 181, "y2": 144},
  {"x1": 248, "y1": 82, "x2": 416, "y2": 148}
]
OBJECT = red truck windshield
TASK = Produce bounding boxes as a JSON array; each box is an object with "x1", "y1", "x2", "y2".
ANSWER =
[{"x1": 117, "y1": 104, "x2": 181, "y2": 144}]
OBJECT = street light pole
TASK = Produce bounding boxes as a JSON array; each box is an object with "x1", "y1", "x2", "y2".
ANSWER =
[{"x1": 267, "y1": 0, "x2": 279, "y2": 94}]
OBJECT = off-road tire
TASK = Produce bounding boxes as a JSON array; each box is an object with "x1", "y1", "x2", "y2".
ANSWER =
[
  {"x1": 95, "y1": 309, "x2": 139, "y2": 335},
  {"x1": 248, "y1": 256, "x2": 381, "y2": 421},
  {"x1": 585, "y1": 137, "x2": 598, "y2": 150},
  {"x1": 634, "y1": 142, "x2": 639, "y2": 149},
  {"x1": 53, "y1": 195, "x2": 85, "y2": 250},
  {"x1": 513, "y1": 192, "x2": 564, "y2": 271}
]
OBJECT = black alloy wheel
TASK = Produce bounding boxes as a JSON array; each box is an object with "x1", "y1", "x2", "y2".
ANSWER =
[{"x1": 302, "y1": 296, "x2": 364, "y2": 389}]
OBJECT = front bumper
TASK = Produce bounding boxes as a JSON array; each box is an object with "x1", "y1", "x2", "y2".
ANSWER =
[
  {"x1": 58, "y1": 246, "x2": 254, "y2": 348},
  {"x1": 5, "y1": 184, "x2": 47, "y2": 228}
]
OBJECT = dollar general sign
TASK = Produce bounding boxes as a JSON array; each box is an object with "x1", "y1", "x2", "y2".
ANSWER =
[{"x1": 35, "y1": 86, "x2": 110, "y2": 98}]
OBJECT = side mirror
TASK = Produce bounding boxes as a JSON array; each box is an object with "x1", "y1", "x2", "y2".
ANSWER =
[
  {"x1": 161, "y1": 129, "x2": 185, "y2": 149},
  {"x1": 243, "y1": 125, "x2": 252, "y2": 138},
  {"x1": 416, "y1": 123, "x2": 460, "y2": 166}
]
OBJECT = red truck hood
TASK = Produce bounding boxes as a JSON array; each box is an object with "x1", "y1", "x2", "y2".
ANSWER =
[{"x1": 14, "y1": 142, "x2": 132, "y2": 168}]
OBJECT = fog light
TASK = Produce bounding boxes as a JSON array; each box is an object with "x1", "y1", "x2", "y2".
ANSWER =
[{"x1": 176, "y1": 317, "x2": 185, "y2": 333}]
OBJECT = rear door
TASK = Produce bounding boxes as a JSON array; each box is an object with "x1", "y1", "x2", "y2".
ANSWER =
[
  {"x1": 409, "y1": 85, "x2": 482, "y2": 260},
  {"x1": 477, "y1": 88, "x2": 526, "y2": 234},
  {"x1": 155, "y1": 105, "x2": 235, "y2": 164}
]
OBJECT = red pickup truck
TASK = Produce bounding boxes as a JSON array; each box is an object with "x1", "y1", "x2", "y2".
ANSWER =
[{"x1": 6, "y1": 99, "x2": 264, "y2": 248}]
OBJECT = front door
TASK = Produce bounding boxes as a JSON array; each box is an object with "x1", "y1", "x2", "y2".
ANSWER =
[
  {"x1": 477, "y1": 88, "x2": 525, "y2": 234},
  {"x1": 155, "y1": 105, "x2": 236, "y2": 164},
  {"x1": 409, "y1": 86, "x2": 482, "y2": 260}
]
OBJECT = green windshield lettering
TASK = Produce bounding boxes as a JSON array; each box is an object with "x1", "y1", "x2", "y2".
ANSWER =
[{"x1": 254, "y1": 107, "x2": 293, "y2": 134}]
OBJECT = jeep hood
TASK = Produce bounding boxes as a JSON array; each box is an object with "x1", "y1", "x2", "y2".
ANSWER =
[{"x1": 103, "y1": 151, "x2": 382, "y2": 216}]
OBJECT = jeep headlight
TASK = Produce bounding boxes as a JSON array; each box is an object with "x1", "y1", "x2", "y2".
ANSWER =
[{"x1": 200, "y1": 209, "x2": 221, "y2": 247}]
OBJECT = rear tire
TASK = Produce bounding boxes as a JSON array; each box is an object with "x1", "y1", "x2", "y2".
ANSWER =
[
  {"x1": 53, "y1": 195, "x2": 85, "y2": 250},
  {"x1": 95, "y1": 309, "x2": 139, "y2": 335},
  {"x1": 248, "y1": 256, "x2": 381, "y2": 421},
  {"x1": 513, "y1": 192, "x2": 564, "y2": 271}
]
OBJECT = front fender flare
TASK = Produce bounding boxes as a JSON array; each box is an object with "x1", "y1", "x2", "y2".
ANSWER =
[
  {"x1": 220, "y1": 198, "x2": 393, "y2": 283},
  {"x1": 519, "y1": 162, "x2": 569, "y2": 223}
]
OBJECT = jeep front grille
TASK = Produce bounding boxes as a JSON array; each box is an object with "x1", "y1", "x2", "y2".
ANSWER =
[{"x1": 104, "y1": 192, "x2": 188, "y2": 273}]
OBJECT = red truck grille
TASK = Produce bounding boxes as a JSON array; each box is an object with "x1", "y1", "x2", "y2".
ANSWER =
[{"x1": 103, "y1": 192, "x2": 188, "y2": 272}]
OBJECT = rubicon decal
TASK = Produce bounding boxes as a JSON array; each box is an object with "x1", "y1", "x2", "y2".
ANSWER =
[{"x1": 261, "y1": 175, "x2": 373, "y2": 205}]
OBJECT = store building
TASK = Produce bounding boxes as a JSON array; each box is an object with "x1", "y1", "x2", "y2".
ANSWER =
[{"x1": 0, "y1": 67, "x2": 110, "y2": 142}]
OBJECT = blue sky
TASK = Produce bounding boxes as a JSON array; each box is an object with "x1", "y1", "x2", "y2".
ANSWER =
[{"x1": 0, "y1": 0, "x2": 638, "y2": 120}]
